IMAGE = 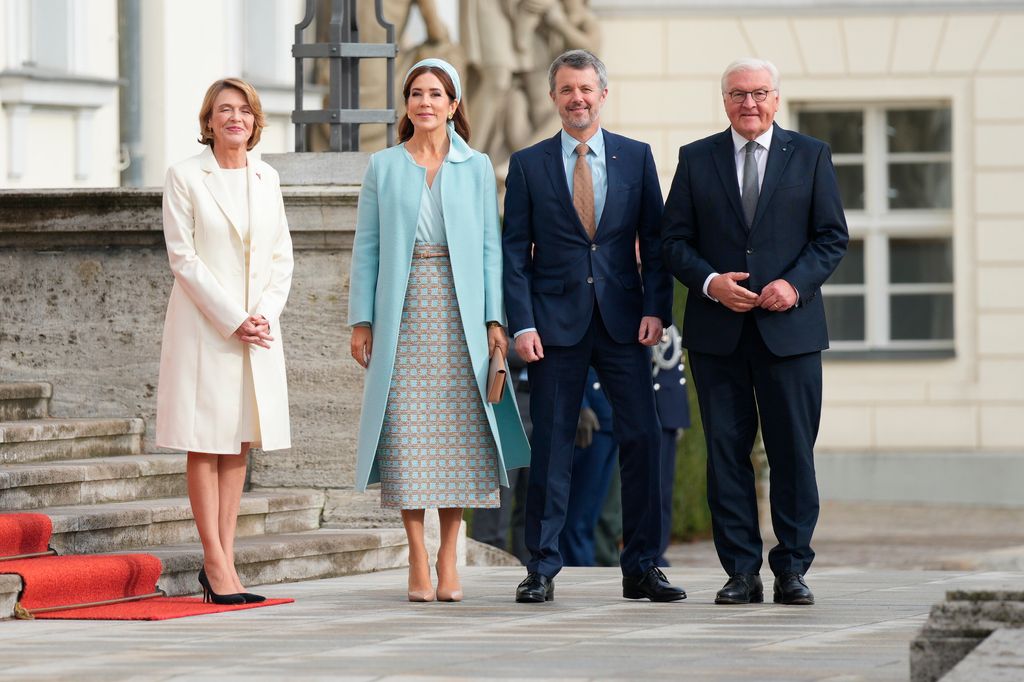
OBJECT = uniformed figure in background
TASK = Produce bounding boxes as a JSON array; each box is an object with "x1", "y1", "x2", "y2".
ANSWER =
[{"x1": 651, "y1": 324, "x2": 691, "y2": 566}]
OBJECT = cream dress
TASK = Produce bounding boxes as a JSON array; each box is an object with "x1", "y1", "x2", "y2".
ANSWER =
[{"x1": 222, "y1": 167, "x2": 261, "y2": 445}]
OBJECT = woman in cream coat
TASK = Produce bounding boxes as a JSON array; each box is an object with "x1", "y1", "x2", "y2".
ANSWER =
[{"x1": 156, "y1": 78, "x2": 293, "y2": 605}]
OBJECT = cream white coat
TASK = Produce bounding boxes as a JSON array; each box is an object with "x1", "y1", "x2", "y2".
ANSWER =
[{"x1": 155, "y1": 147, "x2": 294, "y2": 453}]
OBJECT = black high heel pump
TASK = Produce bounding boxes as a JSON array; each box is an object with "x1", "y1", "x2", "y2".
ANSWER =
[{"x1": 198, "y1": 568, "x2": 245, "y2": 605}]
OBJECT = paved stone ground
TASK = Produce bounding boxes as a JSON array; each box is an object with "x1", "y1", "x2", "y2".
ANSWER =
[
  {"x1": 2, "y1": 566, "x2": 1023, "y2": 681},
  {"x1": 666, "y1": 500, "x2": 1024, "y2": 571},
  {"x1": 3, "y1": 500, "x2": 1024, "y2": 681}
]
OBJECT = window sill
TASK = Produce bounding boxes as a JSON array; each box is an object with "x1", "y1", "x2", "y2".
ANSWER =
[{"x1": 0, "y1": 69, "x2": 120, "y2": 108}]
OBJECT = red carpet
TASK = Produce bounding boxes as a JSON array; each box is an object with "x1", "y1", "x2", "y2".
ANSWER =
[
  {"x1": 0, "y1": 513, "x2": 53, "y2": 557},
  {"x1": 34, "y1": 597, "x2": 294, "y2": 620},
  {"x1": 0, "y1": 513, "x2": 292, "y2": 620}
]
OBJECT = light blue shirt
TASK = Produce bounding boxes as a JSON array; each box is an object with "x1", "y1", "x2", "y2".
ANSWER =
[
  {"x1": 402, "y1": 144, "x2": 448, "y2": 245},
  {"x1": 560, "y1": 128, "x2": 607, "y2": 230}
]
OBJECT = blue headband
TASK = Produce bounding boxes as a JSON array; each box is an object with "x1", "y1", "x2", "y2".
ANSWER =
[{"x1": 404, "y1": 58, "x2": 462, "y2": 102}]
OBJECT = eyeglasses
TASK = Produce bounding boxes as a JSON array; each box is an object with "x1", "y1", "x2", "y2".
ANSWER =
[{"x1": 726, "y1": 89, "x2": 777, "y2": 104}]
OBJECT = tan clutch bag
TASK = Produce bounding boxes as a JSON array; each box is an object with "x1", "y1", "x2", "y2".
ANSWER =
[{"x1": 486, "y1": 347, "x2": 507, "y2": 404}]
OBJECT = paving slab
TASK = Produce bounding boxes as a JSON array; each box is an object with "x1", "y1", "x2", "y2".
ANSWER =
[{"x1": 2, "y1": 567, "x2": 1023, "y2": 681}]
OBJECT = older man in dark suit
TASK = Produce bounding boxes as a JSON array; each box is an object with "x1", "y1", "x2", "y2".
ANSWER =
[
  {"x1": 503, "y1": 49, "x2": 682, "y2": 603},
  {"x1": 661, "y1": 58, "x2": 848, "y2": 606}
]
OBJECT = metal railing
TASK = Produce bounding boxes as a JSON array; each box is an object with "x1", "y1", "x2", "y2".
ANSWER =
[{"x1": 292, "y1": 0, "x2": 397, "y2": 152}]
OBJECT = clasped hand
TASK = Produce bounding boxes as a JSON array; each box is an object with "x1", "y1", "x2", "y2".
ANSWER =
[
  {"x1": 708, "y1": 273, "x2": 797, "y2": 313},
  {"x1": 234, "y1": 315, "x2": 273, "y2": 349}
]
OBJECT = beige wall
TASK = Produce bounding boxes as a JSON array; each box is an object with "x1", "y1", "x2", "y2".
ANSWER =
[
  {"x1": 0, "y1": 0, "x2": 121, "y2": 188},
  {"x1": 597, "y1": 10, "x2": 1024, "y2": 454},
  {"x1": 139, "y1": 0, "x2": 309, "y2": 187},
  {"x1": 0, "y1": 0, "x2": 310, "y2": 189}
]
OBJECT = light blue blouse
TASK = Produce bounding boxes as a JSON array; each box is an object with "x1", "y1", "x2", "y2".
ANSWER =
[{"x1": 403, "y1": 145, "x2": 447, "y2": 246}]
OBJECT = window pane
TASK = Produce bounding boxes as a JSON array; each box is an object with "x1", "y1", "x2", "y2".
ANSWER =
[
  {"x1": 797, "y1": 111, "x2": 863, "y2": 154},
  {"x1": 888, "y1": 162, "x2": 952, "y2": 209},
  {"x1": 31, "y1": 0, "x2": 69, "y2": 71},
  {"x1": 824, "y1": 295, "x2": 865, "y2": 341},
  {"x1": 887, "y1": 109, "x2": 952, "y2": 153},
  {"x1": 835, "y1": 164, "x2": 865, "y2": 210},
  {"x1": 890, "y1": 238, "x2": 953, "y2": 284},
  {"x1": 245, "y1": 0, "x2": 279, "y2": 81},
  {"x1": 890, "y1": 294, "x2": 953, "y2": 340},
  {"x1": 829, "y1": 239, "x2": 864, "y2": 285}
]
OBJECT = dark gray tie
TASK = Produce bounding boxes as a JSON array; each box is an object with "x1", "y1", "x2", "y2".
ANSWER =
[{"x1": 741, "y1": 140, "x2": 759, "y2": 227}]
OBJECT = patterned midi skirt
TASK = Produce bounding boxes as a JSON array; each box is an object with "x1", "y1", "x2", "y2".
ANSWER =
[{"x1": 377, "y1": 243, "x2": 501, "y2": 510}]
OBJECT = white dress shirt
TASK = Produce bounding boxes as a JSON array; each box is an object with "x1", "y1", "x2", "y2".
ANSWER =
[{"x1": 702, "y1": 126, "x2": 774, "y2": 300}]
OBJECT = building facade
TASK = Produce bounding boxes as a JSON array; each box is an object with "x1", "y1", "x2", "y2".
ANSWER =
[
  {"x1": 0, "y1": 0, "x2": 311, "y2": 188},
  {"x1": 593, "y1": 0, "x2": 1024, "y2": 504}
]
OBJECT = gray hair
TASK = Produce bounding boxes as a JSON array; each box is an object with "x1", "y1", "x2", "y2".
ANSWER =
[
  {"x1": 548, "y1": 49, "x2": 608, "y2": 93},
  {"x1": 721, "y1": 58, "x2": 780, "y2": 93}
]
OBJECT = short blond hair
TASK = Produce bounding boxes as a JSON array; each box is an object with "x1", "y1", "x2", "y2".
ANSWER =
[{"x1": 197, "y1": 78, "x2": 265, "y2": 150}]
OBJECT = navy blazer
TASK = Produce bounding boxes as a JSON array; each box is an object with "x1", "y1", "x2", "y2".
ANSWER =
[
  {"x1": 661, "y1": 124, "x2": 848, "y2": 357},
  {"x1": 503, "y1": 130, "x2": 673, "y2": 347}
]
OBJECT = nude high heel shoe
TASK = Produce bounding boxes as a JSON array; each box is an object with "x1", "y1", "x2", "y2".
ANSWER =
[
  {"x1": 435, "y1": 558, "x2": 463, "y2": 602},
  {"x1": 407, "y1": 558, "x2": 435, "y2": 602},
  {"x1": 435, "y1": 585, "x2": 463, "y2": 602},
  {"x1": 408, "y1": 587, "x2": 436, "y2": 602}
]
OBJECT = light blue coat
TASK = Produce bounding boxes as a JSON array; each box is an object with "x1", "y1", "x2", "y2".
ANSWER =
[{"x1": 347, "y1": 130, "x2": 531, "y2": 491}]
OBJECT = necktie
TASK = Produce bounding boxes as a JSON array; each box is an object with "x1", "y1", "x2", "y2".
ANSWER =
[
  {"x1": 741, "y1": 140, "x2": 759, "y2": 228},
  {"x1": 573, "y1": 143, "x2": 596, "y2": 239}
]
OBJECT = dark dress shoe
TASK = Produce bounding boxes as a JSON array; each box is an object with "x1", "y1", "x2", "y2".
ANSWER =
[
  {"x1": 516, "y1": 573, "x2": 554, "y2": 603},
  {"x1": 715, "y1": 574, "x2": 764, "y2": 604},
  {"x1": 622, "y1": 566, "x2": 686, "y2": 602},
  {"x1": 774, "y1": 572, "x2": 814, "y2": 605}
]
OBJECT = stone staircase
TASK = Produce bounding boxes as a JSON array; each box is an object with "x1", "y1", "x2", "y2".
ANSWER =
[{"x1": 0, "y1": 382, "x2": 407, "y2": 616}]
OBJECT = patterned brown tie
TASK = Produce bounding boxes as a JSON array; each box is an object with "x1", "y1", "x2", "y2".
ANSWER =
[{"x1": 573, "y1": 143, "x2": 596, "y2": 239}]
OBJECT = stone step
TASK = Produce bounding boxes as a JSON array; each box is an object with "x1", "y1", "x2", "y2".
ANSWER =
[
  {"x1": 41, "y1": 489, "x2": 325, "y2": 554},
  {"x1": 0, "y1": 417, "x2": 145, "y2": 464},
  {"x1": 0, "y1": 383, "x2": 51, "y2": 421},
  {"x1": 0, "y1": 575, "x2": 20, "y2": 619},
  {"x1": 0, "y1": 454, "x2": 188, "y2": 511},
  {"x1": 145, "y1": 528, "x2": 409, "y2": 597}
]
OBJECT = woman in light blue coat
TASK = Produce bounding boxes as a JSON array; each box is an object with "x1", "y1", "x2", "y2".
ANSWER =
[{"x1": 348, "y1": 58, "x2": 530, "y2": 603}]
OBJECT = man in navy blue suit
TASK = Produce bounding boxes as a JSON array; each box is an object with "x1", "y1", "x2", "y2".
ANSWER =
[
  {"x1": 661, "y1": 58, "x2": 848, "y2": 606},
  {"x1": 503, "y1": 49, "x2": 683, "y2": 603}
]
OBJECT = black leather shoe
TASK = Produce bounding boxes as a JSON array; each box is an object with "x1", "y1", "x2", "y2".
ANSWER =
[
  {"x1": 774, "y1": 572, "x2": 814, "y2": 605},
  {"x1": 622, "y1": 566, "x2": 686, "y2": 602},
  {"x1": 715, "y1": 574, "x2": 764, "y2": 604},
  {"x1": 516, "y1": 573, "x2": 554, "y2": 603}
]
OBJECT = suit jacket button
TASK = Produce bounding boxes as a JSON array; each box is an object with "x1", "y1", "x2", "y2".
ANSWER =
[
  {"x1": 586, "y1": 276, "x2": 594, "y2": 284},
  {"x1": 746, "y1": 248, "x2": 754, "y2": 254},
  {"x1": 591, "y1": 244, "x2": 598, "y2": 251}
]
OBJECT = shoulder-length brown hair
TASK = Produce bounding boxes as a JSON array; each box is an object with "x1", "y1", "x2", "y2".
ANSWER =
[
  {"x1": 197, "y1": 78, "x2": 266, "y2": 150},
  {"x1": 397, "y1": 66, "x2": 470, "y2": 144}
]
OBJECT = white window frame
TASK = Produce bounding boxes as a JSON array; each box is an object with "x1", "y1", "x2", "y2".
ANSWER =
[{"x1": 796, "y1": 101, "x2": 954, "y2": 354}]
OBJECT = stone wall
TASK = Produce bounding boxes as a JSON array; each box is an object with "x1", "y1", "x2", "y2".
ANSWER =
[{"x1": 0, "y1": 177, "x2": 366, "y2": 493}]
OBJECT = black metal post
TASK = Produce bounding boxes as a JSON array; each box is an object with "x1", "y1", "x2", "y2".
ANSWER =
[{"x1": 292, "y1": 0, "x2": 396, "y2": 152}]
